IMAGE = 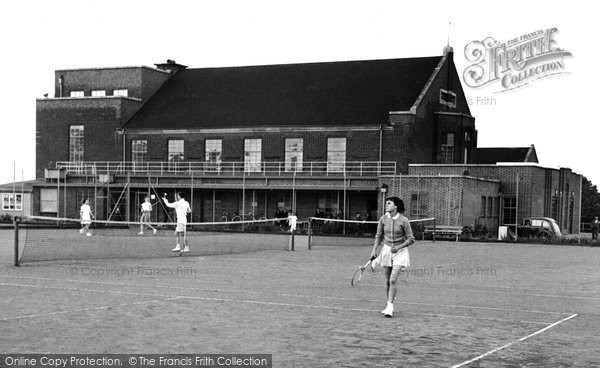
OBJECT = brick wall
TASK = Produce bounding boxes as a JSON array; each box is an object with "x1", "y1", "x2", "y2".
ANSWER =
[
  {"x1": 408, "y1": 164, "x2": 582, "y2": 234},
  {"x1": 55, "y1": 67, "x2": 169, "y2": 100},
  {"x1": 379, "y1": 175, "x2": 500, "y2": 228},
  {"x1": 126, "y1": 129, "x2": 383, "y2": 164},
  {"x1": 36, "y1": 99, "x2": 135, "y2": 178}
]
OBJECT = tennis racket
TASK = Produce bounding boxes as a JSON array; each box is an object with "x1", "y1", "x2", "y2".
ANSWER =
[{"x1": 351, "y1": 255, "x2": 377, "y2": 286}]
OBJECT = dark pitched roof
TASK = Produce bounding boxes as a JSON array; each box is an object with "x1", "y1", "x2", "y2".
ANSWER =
[
  {"x1": 124, "y1": 56, "x2": 443, "y2": 129},
  {"x1": 473, "y1": 145, "x2": 538, "y2": 164}
]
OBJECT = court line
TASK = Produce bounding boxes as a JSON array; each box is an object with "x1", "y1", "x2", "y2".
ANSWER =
[
  {"x1": 0, "y1": 281, "x2": 553, "y2": 325},
  {"x1": 450, "y1": 313, "x2": 578, "y2": 368},
  {"x1": 0, "y1": 296, "x2": 182, "y2": 321},
  {"x1": 0, "y1": 275, "x2": 573, "y2": 316},
  {"x1": 357, "y1": 280, "x2": 600, "y2": 300}
]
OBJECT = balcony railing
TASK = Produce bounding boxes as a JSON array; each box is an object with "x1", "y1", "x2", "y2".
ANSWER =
[{"x1": 55, "y1": 161, "x2": 397, "y2": 177}]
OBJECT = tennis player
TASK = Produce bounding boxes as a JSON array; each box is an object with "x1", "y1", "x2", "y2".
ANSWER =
[
  {"x1": 163, "y1": 192, "x2": 191, "y2": 253},
  {"x1": 370, "y1": 196, "x2": 414, "y2": 317},
  {"x1": 138, "y1": 196, "x2": 157, "y2": 235},
  {"x1": 79, "y1": 199, "x2": 94, "y2": 236},
  {"x1": 287, "y1": 210, "x2": 298, "y2": 232}
]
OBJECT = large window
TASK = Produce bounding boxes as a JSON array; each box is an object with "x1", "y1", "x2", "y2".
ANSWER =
[
  {"x1": 70, "y1": 91, "x2": 84, "y2": 97},
  {"x1": 69, "y1": 125, "x2": 84, "y2": 162},
  {"x1": 317, "y1": 193, "x2": 340, "y2": 218},
  {"x1": 91, "y1": 90, "x2": 106, "y2": 97},
  {"x1": 205, "y1": 139, "x2": 222, "y2": 172},
  {"x1": 327, "y1": 138, "x2": 346, "y2": 173},
  {"x1": 285, "y1": 138, "x2": 303, "y2": 172},
  {"x1": 2, "y1": 193, "x2": 22, "y2": 211},
  {"x1": 441, "y1": 133, "x2": 454, "y2": 164},
  {"x1": 168, "y1": 140, "x2": 184, "y2": 171},
  {"x1": 113, "y1": 89, "x2": 128, "y2": 97},
  {"x1": 244, "y1": 139, "x2": 262, "y2": 173},
  {"x1": 410, "y1": 192, "x2": 429, "y2": 219},
  {"x1": 503, "y1": 197, "x2": 517, "y2": 225},
  {"x1": 132, "y1": 140, "x2": 147, "y2": 171},
  {"x1": 40, "y1": 189, "x2": 58, "y2": 213}
]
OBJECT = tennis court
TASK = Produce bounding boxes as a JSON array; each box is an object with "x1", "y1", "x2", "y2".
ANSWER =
[{"x1": 1, "y1": 229, "x2": 599, "y2": 367}]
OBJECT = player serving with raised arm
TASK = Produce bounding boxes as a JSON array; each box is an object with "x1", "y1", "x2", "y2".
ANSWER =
[
  {"x1": 370, "y1": 196, "x2": 414, "y2": 318},
  {"x1": 138, "y1": 196, "x2": 157, "y2": 235},
  {"x1": 163, "y1": 192, "x2": 191, "y2": 254}
]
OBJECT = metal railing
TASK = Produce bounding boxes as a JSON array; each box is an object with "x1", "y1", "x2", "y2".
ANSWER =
[{"x1": 55, "y1": 160, "x2": 397, "y2": 177}]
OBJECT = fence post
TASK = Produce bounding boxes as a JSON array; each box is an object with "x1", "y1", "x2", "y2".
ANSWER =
[
  {"x1": 289, "y1": 229, "x2": 295, "y2": 251},
  {"x1": 307, "y1": 219, "x2": 312, "y2": 250},
  {"x1": 13, "y1": 216, "x2": 19, "y2": 266}
]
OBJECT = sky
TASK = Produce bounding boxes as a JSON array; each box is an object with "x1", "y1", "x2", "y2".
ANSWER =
[{"x1": 0, "y1": 0, "x2": 597, "y2": 186}]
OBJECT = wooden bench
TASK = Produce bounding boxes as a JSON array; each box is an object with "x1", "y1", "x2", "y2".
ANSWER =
[{"x1": 424, "y1": 225, "x2": 463, "y2": 241}]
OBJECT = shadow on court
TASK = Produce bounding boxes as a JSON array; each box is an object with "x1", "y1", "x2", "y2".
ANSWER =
[{"x1": 0, "y1": 230, "x2": 599, "y2": 367}]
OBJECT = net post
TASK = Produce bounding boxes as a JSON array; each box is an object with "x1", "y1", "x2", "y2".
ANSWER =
[
  {"x1": 307, "y1": 218, "x2": 312, "y2": 250},
  {"x1": 433, "y1": 218, "x2": 436, "y2": 242},
  {"x1": 13, "y1": 216, "x2": 20, "y2": 267},
  {"x1": 289, "y1": 229, "x2": 295, "y2": 251}
]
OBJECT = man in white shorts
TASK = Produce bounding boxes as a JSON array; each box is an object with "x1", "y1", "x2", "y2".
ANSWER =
[
  {"x1": 163, "y1": 192, "x2": 191, "y2": 253},
  {"x1": 138, "y1": 196, "x2": 157, "y2": 235},
  {"x1": 79, "y1": 199, "x2": 94, "y2": 236}
]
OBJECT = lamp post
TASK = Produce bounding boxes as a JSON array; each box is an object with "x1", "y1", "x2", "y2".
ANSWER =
[{"x1": 380, "y1": 184, "x2": 388, "y2": 217}]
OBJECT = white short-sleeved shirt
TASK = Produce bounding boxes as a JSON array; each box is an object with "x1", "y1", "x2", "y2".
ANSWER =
[
  {"x1": 141, "y1": 202, "x2": 152, "y2": 212},
  {"x1": 164, "y1": 198, "x2": 191, "y2": 224},
  {"x1": 288, "y1": 215, "x2": 298, "y2": 231},
  {"x1": 80, "y1": 204, "x2": 92, "y2": 222}
]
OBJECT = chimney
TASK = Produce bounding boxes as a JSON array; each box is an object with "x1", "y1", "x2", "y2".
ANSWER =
[
  {"x1": 154, "y1": 59, "x2": 188, "y2": 74},
  {"x1": 443, "y1": 45, "x2": 454, "y2": 56}
]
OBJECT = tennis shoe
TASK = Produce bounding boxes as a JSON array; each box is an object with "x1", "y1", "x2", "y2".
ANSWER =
[
  {"x1": 153, "y1": 229, "x2": 157, "y2": 235},
  {"x1": 138, "y1": 231, "x2": 144, "y2": 235},
  {"x1": 79, "y1": 228, "x2": 85, "y2": 234},
  {"x1": 382, "y1": 303, "x2": 394, "y2": 317},
  {"x1": 172, "y1": 244, "x2": 181, "y2": 252},
  {"x1": 86, "y1": 232, "x2": 92, "y2": 237},
  {"x1": 181, "y1": 246, "x2": 190, "y2": 253}
]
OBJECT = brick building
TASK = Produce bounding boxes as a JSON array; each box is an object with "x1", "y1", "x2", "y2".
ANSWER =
[{"x1": 26, "y1": 49, "x2": 581, "y2": 234}]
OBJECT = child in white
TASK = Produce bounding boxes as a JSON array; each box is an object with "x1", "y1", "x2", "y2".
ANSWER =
[
  {"x1": 287, "y1": 210, "x2": 298, "y2": 232},
  {"x1": 79, "y1": 199, "x2": 94, "y2": 236},
  {"x1": 163, "y1": 192, "x2": 191, "y2": 253},
  {"x1": 139, "y1": 196, "x2": 157, "y2": 235}
]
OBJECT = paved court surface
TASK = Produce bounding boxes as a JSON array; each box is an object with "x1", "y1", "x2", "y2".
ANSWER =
[{"x1": 1, "y1": 230, "x2": 599, "y2": 367}]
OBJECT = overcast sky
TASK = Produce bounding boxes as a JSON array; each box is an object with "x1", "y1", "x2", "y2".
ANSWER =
[{"x1": 0, "y1": 0, "x2": 596, "y2": 186}]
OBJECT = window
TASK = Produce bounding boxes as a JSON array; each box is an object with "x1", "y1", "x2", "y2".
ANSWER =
[
  {"x1": 69, "y1": 125, "x2": 84, "y2": 162},
  {"x1": 244, "y1": 139, "x2": 262, "y2": 173},
  {"x1": 441, "y1": 133, "x2": 454, "y2": 164},
  {"x1": 113, "y1": 89, "x2": 128, "y2": 97},
  {"x1": 132, "y1": 140, "x2": 147, "y2": 171},
  {"x1": 2, "y1": 193, "x2": 22, "y2": 211},
  {"x1": 487, "y1": 197, "x2": 493, "y2": 218},
  {"x1": 502, "y1": 197, "x2": 516, "y2": 225},
  {"x1": 40, "y1": 189, "x2": 58, "y2": 213},
  {"x1": 480, "y1": 196, "x2": 486, "y2": 217},
  {"x1": 91, "y1": 90, "x2": 106, "y2": 97},
  {"x1": 440, "y1": 89, "x2": 457, "y2": 108},
  {"x1": 327, "y1": 138, "x2": 346, "y2": 173},
  {"x1": 205, "y1": 139, "x2": 222, "y2": 172},
  {"x1": 285, "y1": 138, "x2": 303, "y2": 172},
  {"x1": 69, "y1": 91, "x2": 84, "y2": 97},
  {"x1": 317, "y1": 193, "x2": 339, "y2": 217},
  {"x1": 410, "y1": 192, "x2": 429, "y2": 219},
  {"x1": 168, "y1": 140, "x2": 184, "y2": 171}
]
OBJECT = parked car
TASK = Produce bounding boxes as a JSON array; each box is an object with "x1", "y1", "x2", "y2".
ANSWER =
[{"x1": 517, "y1": 217, "x2": 562, "y2": 239}]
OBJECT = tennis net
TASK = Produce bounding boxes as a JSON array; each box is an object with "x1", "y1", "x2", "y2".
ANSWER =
[
  {"x1": 14, "y1": 216, "x2": 294, "y2": 265},
  {"x1": 307, "y1": 216, "x2": 436, "y2": 248}
]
